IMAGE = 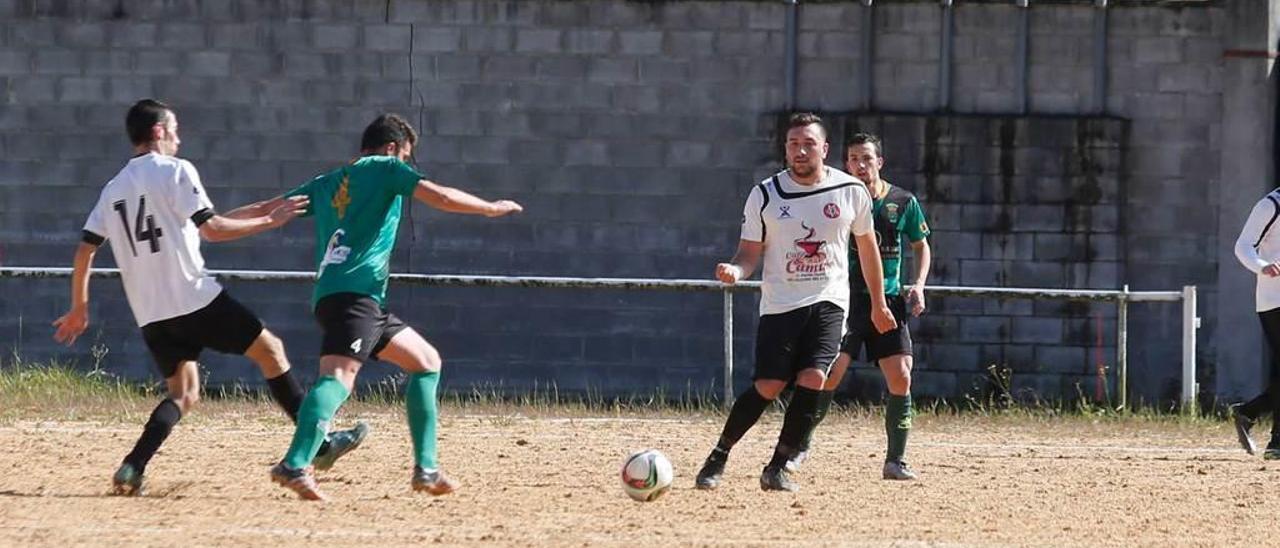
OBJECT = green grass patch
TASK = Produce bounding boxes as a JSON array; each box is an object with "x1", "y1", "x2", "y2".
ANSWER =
[{"x1": 0, "y1": 357, "x2": 151, "y2": 422}]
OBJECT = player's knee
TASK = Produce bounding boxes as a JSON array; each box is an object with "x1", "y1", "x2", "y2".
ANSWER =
[
  {"x1": 248, "y1": 330, "x2": 287, "y2": 366},
  {"x1": 421, "y1": 345, "x2": 443, "y2": 372},
  {"x1": 753, "y1": 380, "x2": 785, "y2": 400},
  {"x1": 795, "y1": 369, "x2": 827, "y2": 390}
]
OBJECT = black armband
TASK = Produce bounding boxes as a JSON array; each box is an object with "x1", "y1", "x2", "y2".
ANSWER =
[
  {"x1": 81, "y1": 230, "x2": 105, "y2": 246},
  {"x1": 190, "y1": 208, "x2": 215, "y2": 227}
]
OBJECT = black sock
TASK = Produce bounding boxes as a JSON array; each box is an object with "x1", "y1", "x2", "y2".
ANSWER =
[
  {"x1": 799, "y1": 390, "x2": 836, "y2": 451},
  {"x1": 768, "y1": 386, "x2": 822, "y2": 469},
  {"x1": 123, "y1": 398, "x2": 182, "y2": 475},
  {"x1": 267, "y1": 371, "x2": 332, "y2": 455},
  {"x1": 713, "y1": 386, "x2": 772, "y2": 455},
  {"x1": 266, "y1": 370, "x2": 305, "y2": 422},
  {"x1": 1270, "y1": 387, "x2": 1280, "y2": 445}
]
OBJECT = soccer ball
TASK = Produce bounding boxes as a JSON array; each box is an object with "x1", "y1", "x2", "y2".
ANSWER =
[{"x1": 620, "y1": 449, "x2": 673, "y2": 502}]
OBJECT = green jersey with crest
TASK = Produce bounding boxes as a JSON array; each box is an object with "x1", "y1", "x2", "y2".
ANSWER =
[
  {"x1": 849, "y1": 183, "x2": 930, "y2": 296},
  {"x1": 285, "y1": 156, "x2": 421, "y2": 308}
]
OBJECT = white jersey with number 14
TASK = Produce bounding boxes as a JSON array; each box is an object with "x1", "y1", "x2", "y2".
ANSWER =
[{"x1": 81, "y1": 152, "x2": 222, "y2": 327}]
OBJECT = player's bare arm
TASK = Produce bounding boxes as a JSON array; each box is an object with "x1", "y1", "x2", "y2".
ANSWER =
[
  {"x1": 413, "y1": 179, "x2": 523, "y2": 217},
  {"x1": 198, "y1": 195, "x2": 309, "y2": 242},
  {"x1": 715, "y1": 239, "x2": 763, "y2": 284},
  {"x1": 52, "y1": 242, "x2": 99, "y2": 346},
  {"x1": 853, "y1": 231, "x2": 897, "y2": 334},
  {"x1": 220, "y1": 195, "x2": 292, "y2": 220},
  {"x1": 907, "y1": 238, "x2": 932, "y2": 316}
]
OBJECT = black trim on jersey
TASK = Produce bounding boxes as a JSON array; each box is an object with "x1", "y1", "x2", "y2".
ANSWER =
[
  {"x1": 190, "y1": 208, "x2": 215, "y2": 227},
  {"x1": 1256, "y1": 195, "x2": 1280, "y2": 248},
  {"x1": 773, "y1": 180, "x2": 863, "y2": 200},
  {"x1": 81, "y1": 230, "x2": 105, "y2": 246},
  {"x1": 757, "y1": 178, "x2": 775, "y2": 240}
]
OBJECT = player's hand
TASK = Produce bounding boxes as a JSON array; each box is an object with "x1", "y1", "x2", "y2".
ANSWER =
[
  {"x1": 267, "y1": 195, "x2": 309, "y2": 226},
  {"x1": 1265, "y1": 264, "x2": 1280, "y2": 277},
  {"x1": 906, "y1": 285, "x2": 926, "y2": 317},
  {"x1": 871, "y1": 304, "x2": 897, "y2": 334},
  {"x1": 486, "y1": 200, "x2": 523, "y2": 217},
  {"x1": 715, "y1": 263, "x2": 743, "y2": 285},
  {"x1": 52, "y1": 306, "x2": 89, "y2": 346}
]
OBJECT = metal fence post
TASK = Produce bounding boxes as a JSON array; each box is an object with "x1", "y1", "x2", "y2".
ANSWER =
[
  {"x1": 723, "y1": 288, "x2": 735, "y2": 407},
  {"x1": 784, "y1": 0, "x2": 799, "y2": 111},
  {"x1": 938, "y1": 0, "x2": 954, "y2": 111},
  {"x1": 1015, "y1": 0, "x2": 1030, "y2": 114},
  {"x1": 1181, "y1": 285, "x2": 1199, "y2": 414},
  {"x1": 1116, "y1": 284, "x2": 1128, "y2": 410},
  {"x1": 861, "y1": 0, "x2": 875, "y2": 111}
]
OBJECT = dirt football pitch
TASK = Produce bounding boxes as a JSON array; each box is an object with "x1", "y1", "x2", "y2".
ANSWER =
[{"x1": 0, "y1": 402, "x2": 1276, "y2": 547}]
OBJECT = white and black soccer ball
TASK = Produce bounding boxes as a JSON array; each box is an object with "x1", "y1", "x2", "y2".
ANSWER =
[{"x1": 620, "y1": 449, "x2": 673, "y2": 502}]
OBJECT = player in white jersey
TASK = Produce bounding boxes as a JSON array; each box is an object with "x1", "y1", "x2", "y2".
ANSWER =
[
  {"x1": 1231, "y1": 188, "x2": 1280, "y2": 458},
  {"x1": 51, "y1": 99, "x2": 366, "y2": 495},
  {"x1": 694, "y1": 113, "x2": 896, "y2": 492}
]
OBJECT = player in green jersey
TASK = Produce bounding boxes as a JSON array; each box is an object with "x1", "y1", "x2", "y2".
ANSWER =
[
  {"x1": 787, "y1": 132, "x2": 932, "y2": 480},
  {"x1": 269, "y1": 114, "x2": 523, "y2": 500}
]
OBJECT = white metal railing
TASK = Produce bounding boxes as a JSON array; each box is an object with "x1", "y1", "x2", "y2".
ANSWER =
[{"x1": 0, "y1": 267, "x2": 1198, "y2": 410}]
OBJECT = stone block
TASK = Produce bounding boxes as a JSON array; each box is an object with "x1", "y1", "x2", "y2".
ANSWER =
[
  {"x1": 185, "y1": 51, "x2": 231, "y2": 77},
  {"x1": 363, "y1": 24, "x2": 411, "y2": 52},
  {"x1": 961, "y1": 259, "x2": 1006, "y2": 286},
  {"x1": 515, "y1": 29, "x2": 562, "y2": 53},
  {"x1": 34, "y1": 50, "x2": 81, "y2": 75},
  {"x1": 312, "y1": 23, "x2": 359, "y2": 51},
  {"x1": 961, "y1": 316, "x2": 1010, "y2": 343}
]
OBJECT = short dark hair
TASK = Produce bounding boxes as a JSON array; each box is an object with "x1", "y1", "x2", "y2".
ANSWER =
[
  {"x1": 847, "y1": 132, "x2": 883, "y2": 157},
  {"x1": 360, "y1": 113, "x2": 418, "y2": 152},
  {"x1": 787, "y1": 112, "x2": 827, "y2": 140},
  {"x1": 125, "y1": 99, "x2": 171, "y2": 146}
]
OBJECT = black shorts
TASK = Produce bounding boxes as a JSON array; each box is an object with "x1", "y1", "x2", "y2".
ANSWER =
[
  {"x1": 315, "y1": 292, "x2": 408, "y2": 362},
  {"x1": 140, "y1": 291, "x2": 264, "y2": 378},
  {"x1": 840, "y1": 293, "x2": 912, "y2": 362},
  {"x1": 752, "y1": 301, "x2": 845, "y2": 381}
]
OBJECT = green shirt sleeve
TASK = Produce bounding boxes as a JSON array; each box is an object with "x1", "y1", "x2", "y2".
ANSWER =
[
  {"x1": 902, "y1": 196, "x2": 930, "y2": 242},
  {"x1": 283, "y1": 178, "x2": 316, "y2": 218},
  {"x1": 386, "y1": 158, "x2": 424, "y2": 197}
]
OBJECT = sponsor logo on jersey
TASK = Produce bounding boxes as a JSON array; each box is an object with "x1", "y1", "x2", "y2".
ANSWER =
[
  {"x1": 823, "y1": 203, "x2": 840, "y2": 219},
  {"x1": 786, "y1": 222, "x2": 830, "y2": 277},
  {"x1": 318, "y1": 229, "x2": 351, "y2": 278}
]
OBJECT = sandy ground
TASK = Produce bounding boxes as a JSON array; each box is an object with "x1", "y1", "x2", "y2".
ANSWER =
[{"x1": 0, "y1": 404, "x2": 1273, "y2": 547}]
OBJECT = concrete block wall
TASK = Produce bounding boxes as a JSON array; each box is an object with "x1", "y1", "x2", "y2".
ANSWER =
[
  {"x1": 0, "y1": 0, "x2": 1244, "y2": 404},
  {"x1": 817, "y1": 113, "x2": 1125, "y2": 403}
]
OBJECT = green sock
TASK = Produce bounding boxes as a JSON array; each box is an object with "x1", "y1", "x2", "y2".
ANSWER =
[
  {"x1": 283, "y1": 376, "x2": 350, "y2": 470},
  {"x1": 886, "y1": 394, "x2": 913, "y2": 463},
  {"x1": 800, "y1": 390, "x2": 836, "y2": 450},
  {"x1": 406, "y1": 370, "x2": 441, "y2": 470}
]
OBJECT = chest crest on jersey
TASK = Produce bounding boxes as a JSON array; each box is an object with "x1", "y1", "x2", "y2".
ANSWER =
[
  {"x1": 332, "y1": 173, "x2": 352, "y2": 220},
  {"x1": 884, "y1": 202, "x2": 900, "y2": 223}
]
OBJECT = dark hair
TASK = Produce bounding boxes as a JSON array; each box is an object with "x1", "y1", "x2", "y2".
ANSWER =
[
  {"x1": 125, "y1": 99, "x2": 171, "y2": 146},
  {"x1": 360, "y1": 113, "x2": 418, "y2": 152},
  {"x1": 847, "y1": 132, "x2": 883, "y2": 157},
  {"x1": 787, "y1": 112, "x2": 827, "y2": 140}
]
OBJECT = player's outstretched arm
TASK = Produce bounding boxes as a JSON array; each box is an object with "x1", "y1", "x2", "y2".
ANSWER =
[
  {"x1": 198, "y1": 195, "x2": 309, "y2": 242},
  {"x1": 220, "y1": 195, "x2": 288, "y2": 220},
  {"x1": 413, "y1": 179, "x2": 523, "y2": 217},
  {"x1": 854, "y1": 231, "x2": 897, "y2": 334},
  {"x1": 715, "y1": 240, "x2": 763, "y2": 284},
  {"x1": 906, "y1": 238, "x2": 932, "y2": 317},
  {"x1": 52, "y1": 242, "x2": 99, "y2": 346}
]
